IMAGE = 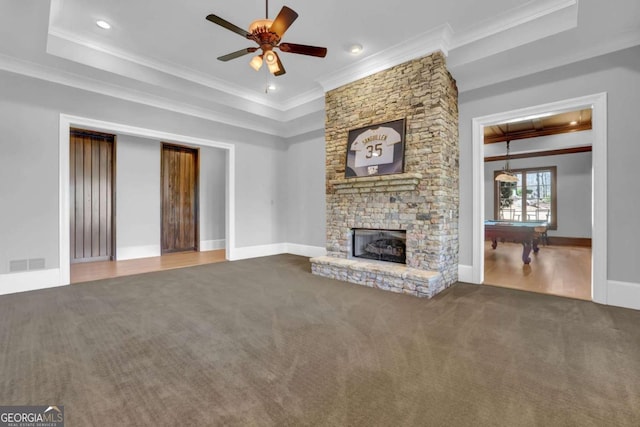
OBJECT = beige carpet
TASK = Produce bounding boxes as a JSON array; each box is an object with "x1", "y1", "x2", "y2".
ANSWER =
[{"x1": 1, "y1": 254, "x2": 639, "y2": 426}]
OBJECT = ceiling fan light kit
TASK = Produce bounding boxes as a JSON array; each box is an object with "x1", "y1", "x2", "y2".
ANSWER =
[
  {"x1": 264, "y1": 51, "x2": 281, "y2": 74},
  {"x1": 249, "y1": 55, "x2": 263, "y2": 71},
  {"x1": 206, "y1": 1, "x2": 327, "y2": 77}
]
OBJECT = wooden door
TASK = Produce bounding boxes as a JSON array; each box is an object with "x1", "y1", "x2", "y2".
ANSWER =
[
  {"x1": 70, "y1": 129, "x2": 115, "y2": 263},
  {"x1": 161, "y1": 144, "x2": 199, "y2": 253}
]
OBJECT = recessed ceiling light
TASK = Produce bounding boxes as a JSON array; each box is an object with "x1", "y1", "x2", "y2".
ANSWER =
[
  {"x1": 349, "y1": 44, "x2": 363, "y2": 55},
  {"x1": 96, "y1": 20, "x2": 111, "y2": 30},
  {"x1": 268, "y1": 84, "x2": 276, "y2": 91}
]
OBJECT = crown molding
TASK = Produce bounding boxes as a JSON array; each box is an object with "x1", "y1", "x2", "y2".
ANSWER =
[
  {"x1": 280, "y1": 111, "x2": 325, "y2": 139},
  {"x1": 448, "y1": 0, "x2": 578, "y2": 70},
  {"x1": 454, "y1": 29, "x2": 640, "y2": 93},
  {"x1": 47, "y1": 27, "x2": 283, "y2": 110},
  {"x1": 316, "y1": 0, "x2": 578, "y2": 93},
  {"x1": 280, "y1": 95, "x2": 325, "y2": 122},
  {"x1": 0, "y1": 53, "x2": 285, "y2": 136},
  {"x1": 317, "y1": 25, "x2": 453, "y2": 93},
  {"x1": 279, "y1": 88, "x2": 325, "y2": 115},
  {"x1": 450, "y1": 0, "x2": 577, "y2": 49},
  {"x1": 0, "y1": 52, "x2": 326, "y2": 139},
  {"x1": 47, "y1": 26, "x2": 327, "y2": 121}
]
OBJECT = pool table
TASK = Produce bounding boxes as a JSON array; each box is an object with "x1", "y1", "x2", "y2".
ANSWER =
[{"x1": 485, "y1": 220, "x2": 548, "y2": 264}]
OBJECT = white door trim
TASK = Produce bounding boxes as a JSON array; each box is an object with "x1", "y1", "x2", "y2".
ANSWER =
[
  {"x1": 59, "y1": 114, "x2": 237, "y2": 285},
  {"x1": 471, "y1": 93, "x2": 607, "y2": 303}
]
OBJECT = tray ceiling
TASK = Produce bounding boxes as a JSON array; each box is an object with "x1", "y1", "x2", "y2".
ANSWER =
[{"x1": 0, "y1": 0, "x2": 639, "y2": 137}]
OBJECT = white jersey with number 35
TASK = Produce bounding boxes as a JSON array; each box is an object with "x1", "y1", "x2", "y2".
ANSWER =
[{"x1": 350, "y1": 127, "x2": 401, "y2": 167}]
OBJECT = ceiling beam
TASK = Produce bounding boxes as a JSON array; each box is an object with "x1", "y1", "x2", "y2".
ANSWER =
[
  {"x1": 532, "y1": 118, "x2": 544, "y2": 131},
  {"x1": 484, "y1": 145, "x2": 592, "y2": 162},
  {"x1": 484, "y1": 123, "x2": 592, "y2": 144}
]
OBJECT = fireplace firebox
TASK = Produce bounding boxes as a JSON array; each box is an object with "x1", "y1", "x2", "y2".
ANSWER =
[{"x1": 352, "y1": 228, "x2": 406, "y2": 264}]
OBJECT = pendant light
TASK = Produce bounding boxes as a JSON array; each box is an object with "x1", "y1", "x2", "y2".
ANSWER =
[{"x1": 495, "y1": 140, "x2": 518, "y2": 182}]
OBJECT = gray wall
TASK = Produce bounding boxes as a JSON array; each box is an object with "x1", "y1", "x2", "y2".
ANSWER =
[
  {"x1": 284, "y1": 136, "x2": 326, "y2": 247},
  {"x1": 459, "y1": 45, "x2": 640, "y2": 283},
  {"x1": 115, "y1": 137, "x2": 226, "y2": 257},
  {"x1": 199, "y1": 146, "x2": 226, "y2": 244},
  {"x1": 234, "y1": 142, "x2": 287, "y2": 247},
  {"x1": 0, "y1": 69, "x2": 285, "y2": 272},
  {"x1": 116, "y1": 135, "x2": 161, "y2": 257},
  {"x1": 0, "y1": 96, "x2": 58, "y2": 274},
  {"x1": 484, "y1": 152, "x2": 592, "y2": 238}
]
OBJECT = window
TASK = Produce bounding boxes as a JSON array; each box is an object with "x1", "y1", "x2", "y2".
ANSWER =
[{"x1": 494, "y1": 166, "x2": 557, "y2": 229}]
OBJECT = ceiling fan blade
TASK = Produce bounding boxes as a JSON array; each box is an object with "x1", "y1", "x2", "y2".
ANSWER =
[
  {"x1": 278, "y1": 43, "x2": 327, "y2": 58},
  {"x1": 270, "y1": 6, "x2": 298, "y2": 38},
  {"x1": 217, "y1": 47, "x2": 257, "y2": 62},
  {"x1": 206, "y1": 14, "x2": 250, "y2": 38},
  {"x1": 274, "y1": 55, "x2": 286, "y2": 76}
]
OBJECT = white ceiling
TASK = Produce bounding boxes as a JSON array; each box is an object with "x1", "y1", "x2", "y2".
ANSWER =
[{"x1": 1, "y1": 0, "x2": 639, "y2": 137}]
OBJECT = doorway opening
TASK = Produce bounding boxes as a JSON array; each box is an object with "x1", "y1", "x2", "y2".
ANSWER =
[
  {"x1": 484, "y1": 154, "x2": 591, "y2": 300},
  {"x1": 59, "y1": 114, "x2": 237, "y2": 286},
  {"x1": 471, "y1": 93, "x2": 607, "y2": 303}
]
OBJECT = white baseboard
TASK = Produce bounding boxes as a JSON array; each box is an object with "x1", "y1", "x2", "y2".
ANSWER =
[
  {"x1": 0, "y1": 269, "x2": 65, "y2": 296},
  {"x1": 607, "y1": 280, "x2": 640, "y2": 311},
  {"x1": 116, "y1": 245, "x2": 161, "y2": 261},
  {"x1": 228, "y1": 243, "x2": 288, "y2": 261},
  {"x1": 228, "y1": 242, "x2": 326, "y2": 261},
  {"x1": 286, "y1": 244, "x2": 326, "y2": 258},
  {"x1": 200, "y1": 239, "x2": 225, "y2": 251},
  {"x1": 458, "y1": 264, "x2": 474, "y2": 283}
]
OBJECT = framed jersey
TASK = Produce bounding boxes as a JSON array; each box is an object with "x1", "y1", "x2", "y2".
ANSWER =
[{"x1": 345, "y1": 118, "x2": 406, "y2": 177}]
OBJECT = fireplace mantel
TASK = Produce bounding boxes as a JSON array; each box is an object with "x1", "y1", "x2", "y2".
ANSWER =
[{"x1": 330, "y1": 172, "x2": 422, "y2": 194}]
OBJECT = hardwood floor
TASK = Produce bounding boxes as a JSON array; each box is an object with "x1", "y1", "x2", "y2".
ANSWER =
[
  {"x1": 70, "y1": 250, "x2": 226, "y2": 284},
  {"x1": 484, "y1": 241, "x2": 591, "y2": 300}
]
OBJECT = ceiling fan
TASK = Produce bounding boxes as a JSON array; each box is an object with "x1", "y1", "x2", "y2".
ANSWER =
[{"x1": 206, "y1": 0, "x2": 327, "y2": 76}]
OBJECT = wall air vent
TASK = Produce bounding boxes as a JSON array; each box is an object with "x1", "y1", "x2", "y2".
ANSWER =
[
  {"x1": 9, "y1": 259, "x2": 28, "y2": 272},
  {"x1": 28, "y1": 258, "x2": 46, "y2": 270}
]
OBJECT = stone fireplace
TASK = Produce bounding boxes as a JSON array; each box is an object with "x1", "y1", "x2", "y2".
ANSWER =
[{"x1": 311, "y1": 52, "x2": 459, "y2": 298}]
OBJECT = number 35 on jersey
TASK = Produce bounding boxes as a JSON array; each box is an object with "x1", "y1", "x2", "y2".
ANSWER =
[{"x1": 350, "y1": 127, "x2": 402, "y2": 167}]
